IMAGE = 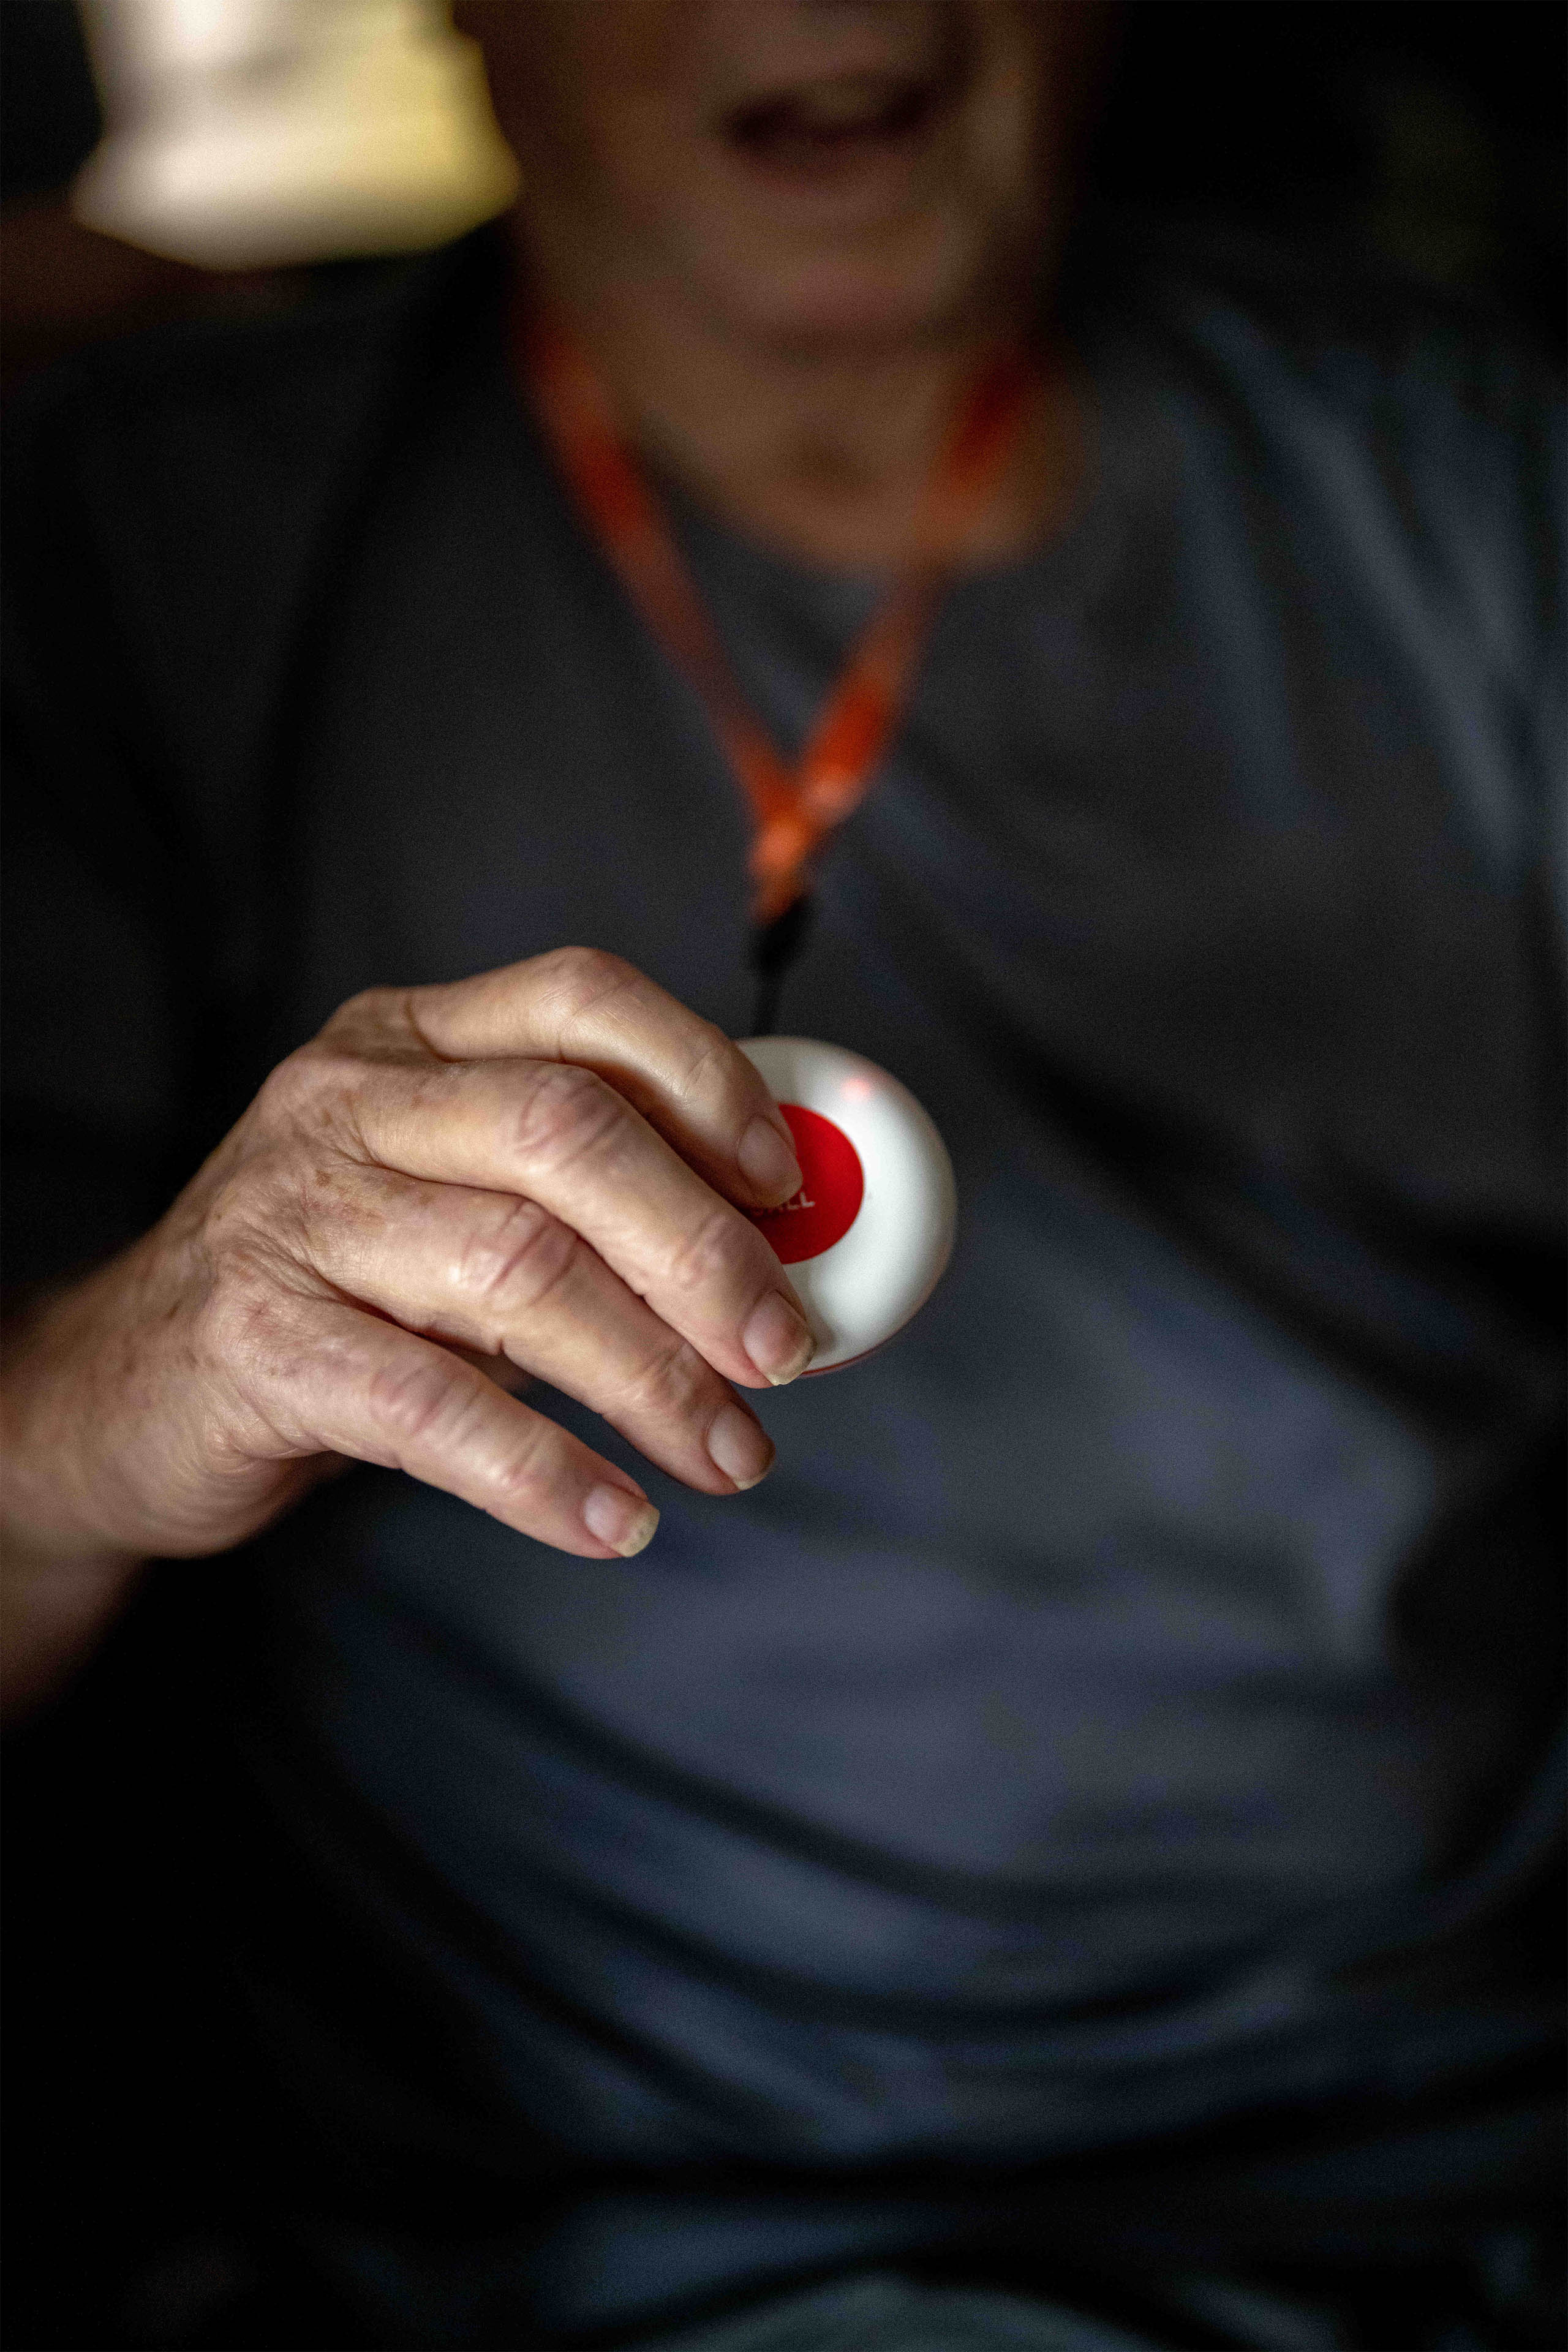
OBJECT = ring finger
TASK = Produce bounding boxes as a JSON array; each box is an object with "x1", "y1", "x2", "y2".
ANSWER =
[{"x1": 295, "y1": 1163, "x2": 777, "y2": 1498}]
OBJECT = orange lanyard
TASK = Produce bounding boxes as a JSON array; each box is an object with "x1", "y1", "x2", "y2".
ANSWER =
[{"x1": 523, "y1": 312, "x2": 1035, "y2": 1011}]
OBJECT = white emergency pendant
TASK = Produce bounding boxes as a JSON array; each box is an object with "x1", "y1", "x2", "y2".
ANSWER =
[{"x1": 738, "y1": 1038, "x2": 956, "y2": 1374}]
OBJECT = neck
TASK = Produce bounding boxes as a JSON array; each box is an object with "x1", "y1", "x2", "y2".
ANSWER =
[{"x1": 512, "y1": 224, "x2": 1083, "y2": 570}]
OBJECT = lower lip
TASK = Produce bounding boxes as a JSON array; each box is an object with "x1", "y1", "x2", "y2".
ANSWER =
[{"x1": 719, "y1": 87, "x2": 944, "y2": 193}]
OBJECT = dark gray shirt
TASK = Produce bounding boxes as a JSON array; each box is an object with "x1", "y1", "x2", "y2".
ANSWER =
[{"x1": 4, "y1": 230, "x2": 1562, "y2": 2336}]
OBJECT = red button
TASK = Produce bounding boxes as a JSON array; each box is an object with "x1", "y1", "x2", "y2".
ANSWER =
[{"x1": 748, "y1": 1104, "x2": 864, "y2": 1265}]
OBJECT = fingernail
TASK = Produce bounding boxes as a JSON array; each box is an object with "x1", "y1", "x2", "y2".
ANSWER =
[
  {"x1": 582, "y1": 1485, "x2": 660, "y2": 1557},
  {"x1": 737, "y1": 1114, "x2": 801, "y2": 1201},
  {"x1": 741, "y1": 1292, "x2": 816, "y2": 1385},
  {"x1": 706, "y1": 1402, "x2": 775, "y2": 1491}
]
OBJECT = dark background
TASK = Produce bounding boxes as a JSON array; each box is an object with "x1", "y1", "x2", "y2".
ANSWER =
[{"x1": 1, "y1": 0, "x2": 1565, "y2": 385}]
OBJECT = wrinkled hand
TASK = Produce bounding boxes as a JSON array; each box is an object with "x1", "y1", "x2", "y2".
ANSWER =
[{"x1": 2, "y1": 950, "x2": 813, "y2": 1585}]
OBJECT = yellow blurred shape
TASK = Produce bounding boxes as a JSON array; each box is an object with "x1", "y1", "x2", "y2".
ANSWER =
[{"x1": 71, "y1": 0, "x2": 519, "y2": 268}]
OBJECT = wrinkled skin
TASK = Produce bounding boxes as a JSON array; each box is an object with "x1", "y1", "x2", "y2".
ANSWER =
[
  {"x1": 2, "y1": 954, "x2": 810, "y2": 1709},
  {"x1": 2, "y1": 2, "x2": 1100, "y2": 1714}
]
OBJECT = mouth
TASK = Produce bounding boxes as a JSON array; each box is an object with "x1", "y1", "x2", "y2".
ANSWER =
[{"x1": 720, "y1": 68, "x2": 949, "y2": 182}]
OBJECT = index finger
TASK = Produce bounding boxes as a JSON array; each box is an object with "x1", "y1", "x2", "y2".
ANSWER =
[{"x1": 394, "y1": 948, "x2": 802, "y2": 1208}]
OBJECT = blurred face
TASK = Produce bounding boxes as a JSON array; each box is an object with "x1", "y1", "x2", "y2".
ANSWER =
[{"x1": 463, "y1": 1, "x2": 1101, "y2": 349}]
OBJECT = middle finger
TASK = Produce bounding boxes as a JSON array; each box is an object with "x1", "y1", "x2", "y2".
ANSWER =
[
  {"x1": 342, "y1": 1056, "x2": 815, "y2": 1389},
  {"x1": 294, "y1": 1163, "x2": 778, "y2": 1497}
]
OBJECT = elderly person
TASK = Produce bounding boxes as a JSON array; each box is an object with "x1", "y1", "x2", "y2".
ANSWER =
[{"x1": 3, "y1": 5, "x2": 1562, "y2": 2346}]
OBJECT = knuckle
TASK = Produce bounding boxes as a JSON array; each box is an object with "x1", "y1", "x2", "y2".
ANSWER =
[
  {"x1": 200, "y1": 1167, "x2": 279, "y2": 1271},
  {"x1": 254, "y1": 1040, "x2": 359, "y2": 1130},
  {"x1": 508, "y1": 1060, "x2": 622, "y2": 1174},
  {"x1": 533, "y1": 944, "x2": 640, "y2": 1023},
  {"x1": 459, "y1": 1196, "x2": 578, "y2": 1321},
  {"x1": 253, "y1": 1052, "x2": 312, "y2": 1123},
  {"x1": 488, "y1": 1417, "x2": 556, "y2": 1509},
  {"x1": 201, "y1": 1152, "x2": 309, "y2": 1268},
  {"x1": 671, "y1": 1020, "x2": 745, "y2": 1115},
  {"x1": 662, "y1": 1199, "x2": 760, "y2": 1302},
  {"x1": 193, "y1": 1243, "x2": 298, "y2": 1371},
  {"x1": 619, "y1": 1329, "x2": 713, "y2": 1425},
  {"x1": 321, "y1": 984, "x2": 401, "y2": 1041},
  {"x1": 366, "y1": 1351, "x2": 470, "y2": 1451}
]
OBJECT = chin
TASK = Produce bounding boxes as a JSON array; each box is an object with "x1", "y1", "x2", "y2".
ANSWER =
[{"x1": 688, "y1": 212, "x2": 1021, "y2": 351}]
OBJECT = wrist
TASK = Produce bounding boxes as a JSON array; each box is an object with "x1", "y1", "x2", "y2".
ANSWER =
[
  {"x1": 1, "y1": 1251, "x2": 164, "y2": 1582},
  {"x1": 2, "y1": 1287, "x2": 149, "y2": 1714},
  {"x1": 0, "y1": 1538, "x2": 145, "y2": 1718}
]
